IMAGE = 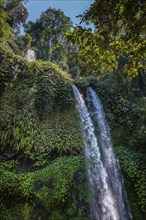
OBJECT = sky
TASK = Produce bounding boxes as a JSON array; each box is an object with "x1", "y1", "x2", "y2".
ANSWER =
[{"x1": 24, "y1": 0, "x2": 94, "y2": 27}]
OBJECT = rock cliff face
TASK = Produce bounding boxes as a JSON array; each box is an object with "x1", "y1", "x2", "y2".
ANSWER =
[
  {"x1": 0, "y1": 47, "x2": 90, "y2": 219},
  {"x1": 0, "y1": 45, "x2": 146, "y2": 220}
]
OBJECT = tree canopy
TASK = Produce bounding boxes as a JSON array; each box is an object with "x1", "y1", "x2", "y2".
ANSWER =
[
  {"x1": 0, "y1": 0, "x2": 11, "y2": 37},
  {"x1": 67, "y1": 0, "x2": 146, "y2": 78},
  {"x1": 25, "y1": 7, "x2": 73, "y2": 61},
  {"x1": 5, "y1": 0, "x2": 28, "y2": 33}
]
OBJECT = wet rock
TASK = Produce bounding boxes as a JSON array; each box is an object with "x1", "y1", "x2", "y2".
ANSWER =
[
  {"x1": 16, "y1": 157, "x2": 36, "y2": 173},
  {"x1": 76, "y1": 198, "x2": 90, "y2": 215},
  {"x1": 74, "y1": 171, "x2": 86, "y2": 185},
  {"x1": 2, "y1": 148, "x2": 18, "y2": 160},
  {"x1": 34, "y1": 179, "x2": 54, "y2": 192},
  {"x1": 3, "y1": 152, "x2": 16, "y2": 160}
]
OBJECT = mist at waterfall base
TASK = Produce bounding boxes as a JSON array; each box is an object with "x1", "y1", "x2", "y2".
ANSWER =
[{"x1": 72, "y1": 85, "x2": 132, "y2": 220}]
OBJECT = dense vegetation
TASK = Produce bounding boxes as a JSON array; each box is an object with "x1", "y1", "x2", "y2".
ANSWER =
[
  {"x1": 0, "y1": 0, "x2": 146, "y2": 219},
  {"x1": 67, "y1": 0, "x2": 146, "y2": 77},
  {"x1": 25, "y1": 7, "x2": 79, "y2": 76},
  {"x1": 0, "y1": 33, "x2": 88, "y2": 220}
]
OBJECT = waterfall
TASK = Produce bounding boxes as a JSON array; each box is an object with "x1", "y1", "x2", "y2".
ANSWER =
[
  {"x1": 25, "y1": 49, "x2": 36, "y2": 62},
  {"x1": 72, "y1": 85, "x2": 132, "y2": 220}
]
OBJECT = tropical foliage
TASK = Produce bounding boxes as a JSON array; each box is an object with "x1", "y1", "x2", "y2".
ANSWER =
[
  {"x1": 0, "y1": 0, "x2": 146, "y2": 219},
  {"x1": 25, "y1": 7, "x2": 79, "y2": 76},
  {"x1": 5, "y1": 0, "x2": 28, "y2": 33},
  {"x1": 0, "y1": 0, "x2": 11, "y2": 37},
  {"x1": 67, "y1": 0, "x2": 146, "y2": 77}
]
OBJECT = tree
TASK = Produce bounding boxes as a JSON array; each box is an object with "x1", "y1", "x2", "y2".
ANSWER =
[
  {"x1": 25, "y1": 7, "x2": 80, "y2": 76},
  {"x1": 5, "y1": 0, "x2": 28, "y2": 33},
  {"x1": 67, "y1": 0, "x2": 146, "y2": 77},
  {"x1": 25, "y1": 7, "x2": 72, "y2": 62},
  {"x1": 0, "y1": 0, "x2": 11, "y2": 38}
]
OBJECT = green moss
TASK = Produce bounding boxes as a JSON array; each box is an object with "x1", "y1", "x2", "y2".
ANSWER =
[
  {"x1": 77, "y1": 183, "x2": 90, "y2": 204},
  {"x1": 0, "y1": 106, "x2": 82, "y2": 164},
  {"x1": 0, "y1": 199, "x2": 35, "y2": 220},
  {"x1": 0, "y1": 46, "x2": 88, "y2": 218},
  {"x1": 128, "y1": 193, "x2": 145, "y2": 220},
  {"x1": 0, "y1": 41, "x2": 72, "y2": 96},
  {"x1": 0, "y1": 200, "x2": 15, "y2": 220},
  {"x1": 0, "y1": 45, "x2": 82, "y2": 163},
  {"x1": 115, "y1": 146, "x2": 146, "y2": 218},
  {"x1": 0, "y1": 156, "x2": 89, "y2": 219}
]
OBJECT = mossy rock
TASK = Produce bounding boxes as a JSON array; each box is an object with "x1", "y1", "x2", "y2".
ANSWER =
[{"x1": 0, "y1": 156, "x2": 90, "y2": 220}]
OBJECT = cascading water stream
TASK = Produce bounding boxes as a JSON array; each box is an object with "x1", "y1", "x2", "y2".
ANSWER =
[
  {"x1": 72, "y1": 85, "x2": 132, "y2": 220},
  {"x1": 87, "y1": 87, "x2": 132, "y2": 220}
]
